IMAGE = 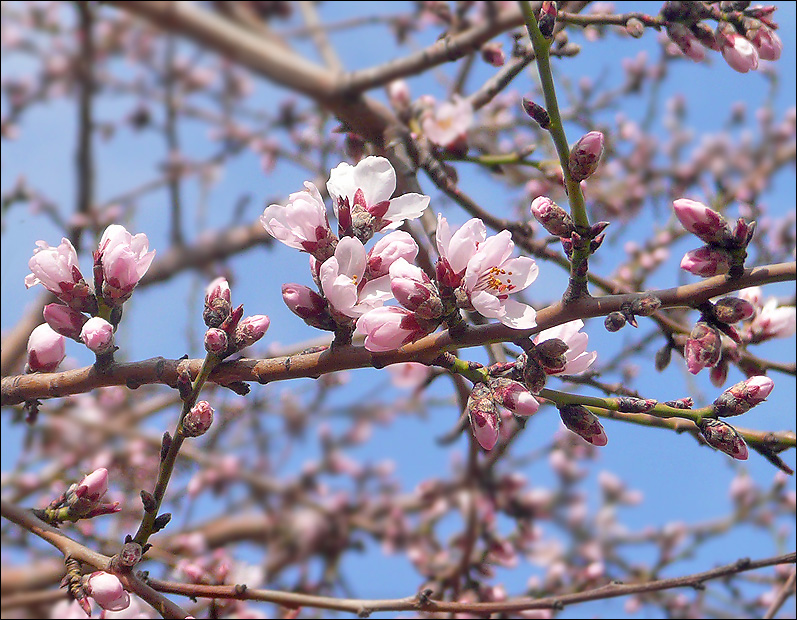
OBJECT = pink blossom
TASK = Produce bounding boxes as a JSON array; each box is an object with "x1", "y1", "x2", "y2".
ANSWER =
[
  {"x1": 27, "y1": 323, "x2": 66, "y2": 372},
  {"x1": 534, "y1": 320, "x2": 597, "y2": 375},
  {"x1": 666, "y1": 23, "x2": 705, "y2": 62},
  {"x1": 750, "y1": 26, "x2": 783, "y2": 61},
  {"x1": 717, "y1": 29, "x2": 759, "y2": 73},
  {"x1": 435, "y1": 214, "x2": 486, "y2": 288},
  {"x1": 204, "y1": 327, "x2": 228, "y2": 355},
  {"x1": 366, "y1": 230, "x2": 419, "y2": 278},
  {"x1": 78, "y1": 468, "x2": 109, "y2": 504},
  {"x1": 261, "y1": 181, "x2": 336, "y2": 259},
  {"x1": 96, "y1": 225, "x2": 156, "y2": 306},
  {"x1": 320, "y1": 236, "x2": 392, "y2": 318},
  {"x1": 387, "y1": 79, "x2": 411, "y2": 109},
  {"x1": 80, "y1": 317, "x2": 115, "y2": 354},
  {"x1": 421, "y1": 95, "x2": 474, "y2": 151},
  {"x1": 205, "y1": 277, "x2": 231, "y2": 305},
  {"x1": 43, "y1": 303, "x2": 88, "y2": 340},
  {"x1": 356, "y1": 306, "x2": 435, "y2": 352},
  {"x1": 389, "y1": 258, "x2": 443, "y2": 320},
  {"x1": 85, "y1": 571, "x2": 130, "y2": 612},
  {"x1": 462, "y1": 230, "x2": 539, "y2": 328},
  {"x1": 387, "y1": 362, "x2": 430, "y2": 388},
  {"x1": 183, "y1": 400, "x2": 214, "y2": 437},
  {"x1": 326, "y1": 156, "x2": 430, "y2": 233},
  {"x1": 749, "y1": 298, "x2": 796, "y2": 341},
  {"x1": 672, "y1": 199, "x2": 730, "y2": 244},
  {"x1": 680, "y1": 246, "x2": 731, "y2": 277},
  {"x1": 25, "y1": 237, "x2": 88, "y2": 304}
]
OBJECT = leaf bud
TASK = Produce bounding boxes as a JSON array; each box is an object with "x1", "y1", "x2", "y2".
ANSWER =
[
  {"x1": 604, "y1": 311, "x2": 627, "y2": 332},
  {"x1": 698, "y1": 418, "x2": 748, "y2": 460}
]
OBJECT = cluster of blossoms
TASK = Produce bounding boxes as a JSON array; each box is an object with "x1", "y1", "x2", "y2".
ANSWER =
[
  {"x1": 263, "y1": 156, "x2": 601, "y2": 448},
  {"x1": 25, "y1": 225, "x2": 155, "y2": 371},
  {"x1": 674, "y1": 198, "x2": 756, "y2": 278},
  {"x1": 202, "y1": 277, "x2": 270, "y2": 360},
  {"x1": 664, "y1": 2, "x2": 782, "y2": 73}
]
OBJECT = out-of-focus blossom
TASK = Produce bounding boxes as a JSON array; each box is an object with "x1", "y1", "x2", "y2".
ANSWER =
[
  {"x1": 748, "y1": 298, "x2": 796, "y2": 342},
  {"x1": 80, "y1": 316, "x2": 115, "y2": 355},
  {"x1": 27, "y1": 323, "x2": 66, "y2": 372},
  {"x1": 750, "y1": 25, "x2": 783, "y2": 61},
  {"x1": 327, "y1": 156, "x2": 430, "y2": 237},
  {"x1": 461, "y1": 230, "x2": 538, "y2": 329},
  {"x1": 534, "y1": 320, "x2": 597, "y2": 375},
  {"x1": 387, "y1": 79, "x2": 411, "y2": 109},
  {"x1": 421, "y1": 95, "x2": 474, "y2": 152},
  {"x1": 356, "y1": 306, "x2": 436, "y2": 352},
  {"x1": 717, "y1": 27, "x2": 759, "y2": 73},
  {"x1": 85, "y1": 571, "x2": 130, "y2": 612},
  {"x1": 680, "y1": 245, "x2": 732, "y2": 277},
  {"x1": 96, "y1": 225, "x2": 156, "y2": 306},
  {"x1": 320, "y1": 236, "x2": 392, "y2": 318},
  {"x1": 666, "y1": 23, "x2": 705, "y2": 61},
  {"x1": 387, "y1": 362, "x2": 431, "y2": 389},
  {"x1": 261, "y1": 181, "x2": 336, "y2": 260}
]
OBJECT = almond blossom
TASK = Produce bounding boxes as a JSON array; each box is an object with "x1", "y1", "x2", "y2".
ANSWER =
[
  {"x1": 421, "y1": 94, "x2": 474, "y2": 152},
  {"x1": 435, "y1": 214, "x2": 486, "y2": 288},
  {"x1": 96, "y1": 224, "x2": 156, "y2": 306},
  {"x1": 25, "y1": 237, "x2": 92, "y2": 308},
  {"x1": 327, "y1": 156, "x2": 430, "y2": 240},
  {"x1": 356, "y1": 306, "x2": 437, "y2": 352},
  {"x1": 319, "y1": 236, "x2": 392, "y2": 318}
]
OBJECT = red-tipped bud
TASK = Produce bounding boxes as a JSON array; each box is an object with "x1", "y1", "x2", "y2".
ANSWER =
[
  {"x1": 568, "y1": 131, "x2": 604, "y2": 182},
  {"x1": 26, "y1": 324, "x2": 66, "y2": 373},
  {"x1": 489, "y1": 378, "x2": 539, "y2": 417},
  {"x1": 558, "y1": 404, "x2": 608, "y2": 446},
  {"x1": 204, "y1": 328, "x2": 229, "y2": 356},
  {"x1": 680, "y1": 245, "x2": 732, "y2": 277},
  {"x1": 467, "y1": 382, "x2": 501, "y2": 450},
  {"x1": 699, "y1": 418, "x2": 748, "y2": 460},
  {"x1": 673, "y1": 199, "x2": 732, "y2": 245},
  {"x1": 664, "y1": 397, "x2": 694, "y2": 409},
  {"x1": 80, "y1": 317, "x2": 115, "y2": 355},
  {"x1": 712, "y1": 375, "x2": 774, "y2": 417},
  {"x1": 204, "y1": 277, "x2": 232, "y2": 328},
  {"x1": 732, "y1": 217, "x2": 756, "y2": 247},
  {"x1": 480, "y1": 42, "x2": 505, "y2": 67},
  {"x1": 713, "y1": 297, "x2": 755, "y2": 323},
  {"x1": 43, "y1": 303, "x2": 88, "y2": 340},
  {"x1": 233, "y1": 315, "x2": 270, "y2": 351},
  {"x1": 685, "y1": 322, "x2": 722, "y2": 375},
  {"x1": 538, "y1": 0, "x2": 557, "y2": 38},
  {"x1": 183, "y1": 400, "x2": 214, "y2": 437},
  {"x1": 530, "y1": 197, "x2": 574, "y2": 237}
]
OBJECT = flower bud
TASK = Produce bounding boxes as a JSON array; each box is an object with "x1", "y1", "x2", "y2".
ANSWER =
[
  {"x1": 533, "y1": 338, "x2": 569, "y2": 374},
  {"x1": 518, "y1": 352, "x2": 547, "y2": 394},
  {"x1": 716, "y1": 25, "x2": 759, "y2": 73},
  {"x1": 749, "y1": 24, "x2": 782, "y2": 61},
  {"x1": 203, "y1": 277, "x2": 232, "y2": 327},
  {"x1": 538, "y1": 0, "x2": 557, "y2": 39},
  {"x1": 630, "y1": 294, "x2": 661, "y2": 317},
  {"x1": 80, "y1": 317, "x2": 115, "y2": 355},
  {"x1": 530, "y1": 197, "x2": 574, "y2": 237},
  {"x1": 390, "y1": 267, "x2": 444, "y2": 320},
  {"x1": 204, "y1": 328, "x2": 229, "y2": 356},
  {"x1": 467, "y1": 382, "x2": 500, "y2": 450},
  {"x1": 68, "y1": 467, "x2": 109, "y2": 515},
  {"x1": 27, "y1": 323, "x2": 66, "y2": 373},
  {"x1": 480, "y1": 42, "x2": 505, "y2": 67},
  {"x1": 84, "y1": 571, "x2": 130, "y2": 612},
  {"x1": 698, "y1": 418, "x2": 748, "y2": 460},
  {"x1": 615, "y1": 397, "x2": 657, "y2": 413},
  {"x1": 664, "y1": 397, "x2": 693, "y2": 409},
  {"x1": 672, "y1": 199, "x2": 732, "y2": 245},
  {"x1": 732, "y1": 217, "x2": 756, "y2": 247},
  {"x1": 604, "y1": 311, "x2": 627, "y2": 332},
  {"x1": 625, "y1": 17, "x2": 644, "y2": 38},
  {"x1": 558, "y1": 404, "x2": 608, "y2": 446},
  {"x1": 680, "y1": 245, "x2": 732, "y2": 277},
  {"x1": 684, "y1": 322, "x2": 722, "y2": 374},
  {"x1": 489, "y1": 378, "x2": 539, "y2": 417},
  {"x1": 233, "y1": 315, "x2": 270, "y2": 351},
  {"x1": 183, "y1": 400, "x2": 214, "y2": 437},
  {"x1": 568, "y1": 131, "x2": 604, "y2": 182},
  {"x1": 712, "y1": 375, "x2": 774, "y2": 417},
  {"x1": 713, "y1": 297, "x2": 755, "y2": 324},
  {"x1": 282, "y1": 283, "x2": 336, "y2": 331},
  {"x1": 43, "y1": 303, "x2": 88, "y2": 340},
  {"x1": 521, "y1": 99, "x2": 551, "y2": 130},
  {"x1": 655, "y1": 344, "x2": 672, "y2": 371}
]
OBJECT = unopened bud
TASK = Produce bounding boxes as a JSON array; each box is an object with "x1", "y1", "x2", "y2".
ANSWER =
[
  {"x1": 152, "y1": 512, "x2": 172, "y2": 533},
  {"x1": 282, "y1": 283, "x2": 336, "y2": 331},
  {"x1": 204, "y1": 328, "x2": 229, "y2": 356},
  {"x1": 712, "y1": 375, "x2": 774, "y2": 417},
  {"x1": 664, "y1": 397, "x2": 693, "y2": 409},
  {"x1": 713, "y1": 297, "x2": 755, "y2": 323},
  {"x1": 568, "y1": 131, "x2": 604, "y2": 182},
  {"x1": 203, "y1": 278, "x2": 232, "y2": 328},
  {"x1": 684, "y1": 322, "x2": 722, "y2": 374},
  {"x1": 522, "y1": 99, "x2": 551, "y2": 130},
  {"x1": 480, "y1": 42, "x2": 505, "y2": 67},
  {"x1": 80, "y1": 317, "x2": 115, "y2": 355},
  {"x1": 732, "y1": 218, "x2": 756, "y2": 247},
  {"x1": 604, "y1": 311, "x2": 627, "y2": 332},
  {"x1": 699, "y1": 418, "x2": 748, "y2": 460},
  {"x1": 538, "y1": 1, "x2": 557, "y2": 39},
  {"x1": 680, "y1": 245, "x2": 732, "y2": 277},
  {"x1": 43, "y1": 303, "x2": 88, "y2": 340},
  {"x1": 116, "y1": 542, "x2": 143, "y2": 569},
  {"x1": 233, "y1": 315, "x2": 270, "y2": 351},
  {"x1": 672, "y1": 199, "x2": 732, "y2": 246},
  {"x1": 467, "y1": 382, "x2": 501, "y2": 450},
  {"x1": 391, "y1": 274, "x2": 444, "y2": 321},
  {"x1": 625, "y1": 17, "x2": 644, "y2": 38},
  {"x1": 534, "y1": 338, "x2": 569, "y2": 374},
  {"x1": 530, "y1": 197, "x2": 574, "y2": 237},
  {"x1": 631, "y1": 294, "x2": 661, "y2": 317},
  {"x1": 615, "y1": 397, "x2": 657, "y2": 413},
  {"x1": 655, "y1": 344, "x2": 672, "y2": 371},
  {"x1": 518, "y1": 352, "x2": 547, "y2": 394},
  {"x1": 489, "y1": 378, "x2": 539, "y2": 417},
  {"x1": 558, "y1": 404, "x2": 608, "y2": 446},
  {"x1": 183, "y1": 400, "x2": 214, "y2": 437}
]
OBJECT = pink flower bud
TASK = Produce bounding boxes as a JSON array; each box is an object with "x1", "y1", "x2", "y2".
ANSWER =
[
  {"x1": 699, "y1": 418, "x2": 748, "y2": 460},
  {"x1": 80, "y1": 317, "x2": 115, "y2": 355},
  {"x1": 85, "y1": 571, "x2": 130, "y2": 612},
  {"x1": 748, "y1": 299, "x2": 796, "y2": 342},
  {"x1": 282, "y1": 283, "x2": 336, "y2": 331},
  {"x1": 389, "y1": 259, "x2": 443, "y2": 320},
  {"x1": 750, "y1": 25, "x2": 782, "y2": 61},
  {"x1": 568, "y1": 131, "x2": 604, "y2": 182},
  {"x1": 666, "y1": 23, "x2": 705, "y2": 61},
  {"x1": 558, "y1": 404, "x2": 608, "y2": 446},
  {"x1": 685, "y1": 322, "x2": 722, "y2": 375},
  {"x1": 76, "y1": 467, "x2": 109, "y2": 505},
  {"x1": 489, "y1": 378, "x2": 539, "y2": 417},
  {"x1": 680, "y1": 246, "x2": 731, "y2": 277},
  {"x1": 467, "y1": 383, "x2": 500, "y2": 450},
  {"x1": 530, "y1": 197, "x2": 574, "y2": 238},
  {"x1": 713, "y1": 297, "x2": 755, "y2": 324},
  {"x1": 25, "y1": 237, "x2": 92, "y2": 309},
  {"x1": 717, "y1": 27, "x2": 759, "y2": 73},
  {"x1": 356, "y1": 306, "x2": 437, "y2": 352},
  {"x1": 204, "y1": 328, "x2": 229, "y2": 356},
  {"x1": 43, "y1": 303, "x2": 87, "y2": 340},
  {"x1": 233, "y1": 315, "x2": 270, "y2": 351},
  {"x1": 480, "y1": 42, "x2": 505, "y2": 67},
  {"x1": 673, "y1": 199, "x2": 731, "y2": 245},
  {"x1": 205, "y1": 277, "x2": 231, "y2": 305},
  {"x1": 183, "y1": 400, "x2": 214, "y2": 437},
  {"x1": 366, "y1": 231, "x2": 418, "y2": 279},
  {"x1": 26, "y1": 323, "x2": 66, "y2": 372},
  {"x1": 95, "y1": 224, "x2": 156, "y2": 306},
  {"x1": 713, "y1": 375, "x2": 774, "y2": 417},
  {"x1": 387, "y1": 79, "x2": 411, "y2": 110}
]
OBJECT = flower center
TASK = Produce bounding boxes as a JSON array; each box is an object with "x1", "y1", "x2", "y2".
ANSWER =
[{"x1": 477, "y1": 266, "x2": 515, "y2": 295}]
